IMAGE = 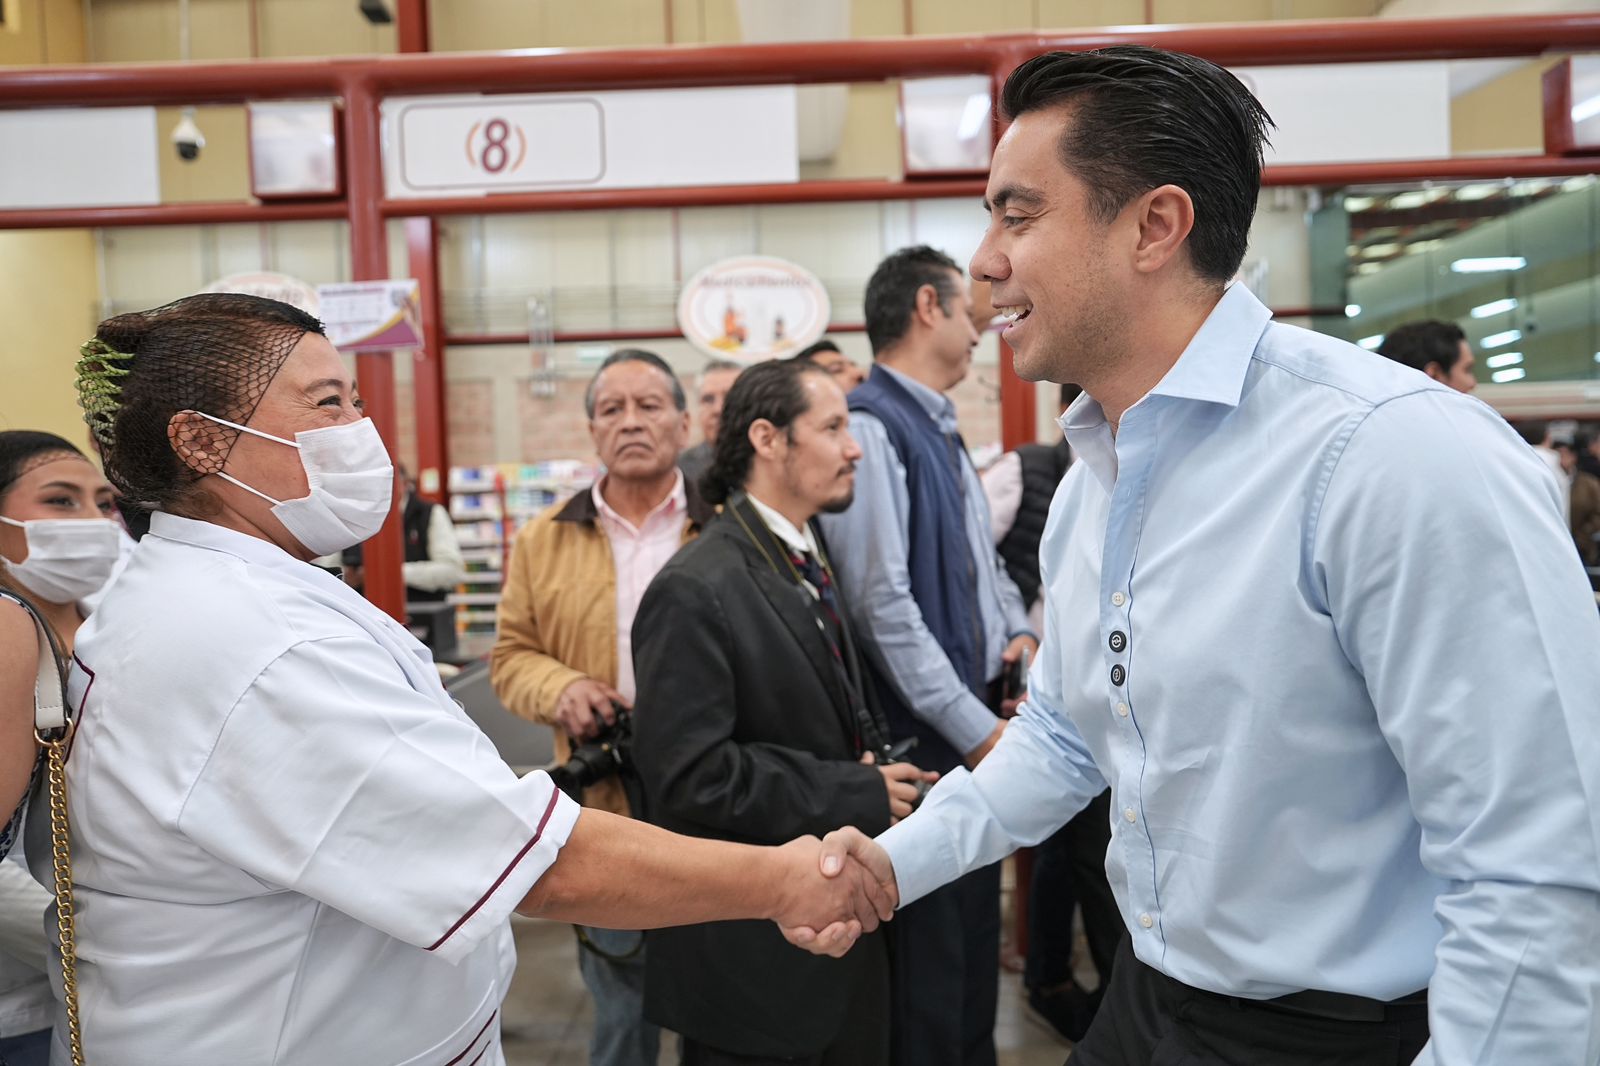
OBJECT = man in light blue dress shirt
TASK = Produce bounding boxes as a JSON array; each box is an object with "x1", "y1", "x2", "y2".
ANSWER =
[{"x1": 789, "y1": 46, "x2": 1600, "y2": 1065}]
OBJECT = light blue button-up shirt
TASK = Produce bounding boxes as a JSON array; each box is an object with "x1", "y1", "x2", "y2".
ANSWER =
[
  {"x1": 819, "y1": 365, "x2": 1035, "y2": 757},
  {"x1": 879, "y1": 284, "x2": 1600, "y2": 1063}
]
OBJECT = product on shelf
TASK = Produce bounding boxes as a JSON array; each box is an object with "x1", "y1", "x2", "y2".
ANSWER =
[{"x1": 445, "y1": 461, "x2": 601, "y2": 650}]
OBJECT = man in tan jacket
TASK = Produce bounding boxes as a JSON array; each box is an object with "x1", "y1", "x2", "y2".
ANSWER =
[{"x1": 491, "y1": 348, "x2": 714, "y2": 1066}]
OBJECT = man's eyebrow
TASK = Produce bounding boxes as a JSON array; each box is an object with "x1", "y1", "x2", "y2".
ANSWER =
[
  {"x1": 302, "y1": 378, "x2": 350, "y2": 394},
  {"x1": 983, "y1": 186, "x2": 1045, "y2": 214}
]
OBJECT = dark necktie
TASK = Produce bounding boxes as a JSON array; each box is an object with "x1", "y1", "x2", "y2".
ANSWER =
[{"x1": 790, "y1": 551, "x2": 839, "y2": 624}]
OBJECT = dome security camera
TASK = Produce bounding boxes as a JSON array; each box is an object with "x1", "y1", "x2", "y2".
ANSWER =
[{"x1": 172, "y1": 109, "x2": 205, "y2": 162}]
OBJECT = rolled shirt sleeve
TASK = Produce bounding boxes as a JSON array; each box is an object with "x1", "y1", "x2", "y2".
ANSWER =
[
  {"x1": 820, "y1": 413, "x2": 1000, "y2": 758},
  {"x1": 1314, "y1": 391, "x2": 1600, "y2": 1064},
  {"x1": 177, "y1": 635, "x2": 580, "y2": 966}
]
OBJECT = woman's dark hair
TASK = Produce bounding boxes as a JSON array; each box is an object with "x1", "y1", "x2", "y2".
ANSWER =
[
  {"x1": 863, "y1": 245, "x2": 963, "y2": 356},
  {"x1": 78, "y1": 293, "x2": 322, "y2": 515},
  {"x1": 0, "y1": 431, "x2": 85, "y2": 504},
  {"x1": 701, "y1": 359, "x2": 832, "y2": 505},
  {"x1": 1000, "y1": 46, "x2": 1274, "y2": 284}
]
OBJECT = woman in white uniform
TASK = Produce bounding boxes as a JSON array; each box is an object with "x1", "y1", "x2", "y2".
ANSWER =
[
  {"x1": 37, "y1": 294, "x2": 889, "y2": 1066},
  {"x1": 0, "y1": 432, "x2": 123, "y2": 1066}
]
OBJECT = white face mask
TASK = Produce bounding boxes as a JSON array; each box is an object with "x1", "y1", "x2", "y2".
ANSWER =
[
  {"x1": 0, "y1": 515, "x2": 122, "y2": 605},
  {"x1": 197, "y1": 413, "x2": 394, "y2": 557}
]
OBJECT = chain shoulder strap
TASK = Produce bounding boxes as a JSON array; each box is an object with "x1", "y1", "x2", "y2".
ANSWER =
[
  {"x1": 36, "y1": 728, "x2": 82, "y2": 1066},
  {"x1": 8, "y1": 592, "x2": 85, "y2": 1066}
]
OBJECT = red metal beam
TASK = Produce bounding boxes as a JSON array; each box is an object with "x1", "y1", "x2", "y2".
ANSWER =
[
  {"x1": 0, "y1": 14, "x2": 1597, "y2": 108},
  {"x1": 407, "y1": 217, "x2": 449, "y2": 503},
  {"x1": 1264, "y1": 154, "x2": 1600, "y2": 187},
  {"x1": 4, "y1": 155, "x2": 1597, "y2": 235},
  {"x1": 344, "y1": 76, "x2": 407, "y2": 623},
  {"x1": 380, "y1": 178, "x2": 991, "y2": 218},
  {"x1": 0, "y1": 200, "x2": 347, "y2": 230}
]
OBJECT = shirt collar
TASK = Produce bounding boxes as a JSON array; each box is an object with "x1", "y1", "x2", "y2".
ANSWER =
[
  {"x1": 592, "y1": 469, "x2": 687, "y2": 533},
  {"x1": 147, "y1": 511, "x2": 302, "y2": 570},
  {"x1": 1145, "y1": 283, "x2": 1270, "y2": 409},
  {"x1": 745, "y1": 493, "x2": 819, "y2": 557},
  {"x1": 879, "y1": 363, "x2": 958, "y2": 430},
  {"x1": 1055, "y1": 285, "x2": 1270, "y2": 494}
]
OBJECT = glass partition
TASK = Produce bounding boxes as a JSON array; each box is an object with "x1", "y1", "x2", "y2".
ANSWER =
[{"x1": 1312, "y1": 175, "x2": 1600, "y2": 385}]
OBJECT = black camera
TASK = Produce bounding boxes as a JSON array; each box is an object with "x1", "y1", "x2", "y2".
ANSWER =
[
  {"x1": 548, "y1": 705, "x2": 634, "y2": 802},
  {"x1": 881, "y1": 735, "x2": 932, "y2": 808}
]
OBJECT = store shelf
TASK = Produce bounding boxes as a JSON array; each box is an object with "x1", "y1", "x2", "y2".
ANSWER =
[{"x1": 446, "y1": 460, "x2": 600, "y2": 645}]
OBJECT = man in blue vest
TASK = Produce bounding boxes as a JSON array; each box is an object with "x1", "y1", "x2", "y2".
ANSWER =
[{"x1": 818, "y1": 245, "x2": 1038, "y2": 1066}]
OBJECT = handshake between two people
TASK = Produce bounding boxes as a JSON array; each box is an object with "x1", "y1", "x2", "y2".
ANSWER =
[{"x1": 771, "y1": 827, "x2": 898, "y2": 959}]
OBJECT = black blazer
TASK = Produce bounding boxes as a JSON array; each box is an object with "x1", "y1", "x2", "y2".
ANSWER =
[{"x1": 631, "y1": 496, "x2": 893, "y2": 1058}]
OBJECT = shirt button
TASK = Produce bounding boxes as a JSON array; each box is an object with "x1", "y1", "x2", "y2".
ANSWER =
[
  {"x1": 1110, "y1": 664, "x2": 1126, "y2": 687},
  {"x1": 1108, "y1": 630, "x2": 1127, "y2": 654},
  {"x1": 1123, "y1": 807, "x2": 1137, "y2": 823},
  {"x1": 1111, "y1": 592, "x2": 1126, "y2": 607},
  {"x1": 1116, "y1": 702, "x2": 1129, "y2": 717},
  {"x1": 1139, "y1": 913, "x2": 1154, "y2": 929}
]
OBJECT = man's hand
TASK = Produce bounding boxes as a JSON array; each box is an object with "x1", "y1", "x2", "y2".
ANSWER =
[
  {"x1": 861, "y1": 751, "x2": 938, "y2": 823},
  {"x1": 965, "y1": 719, "x2": 1007, "y2": 768},
  {"x1": 555, "y1": 677, "x2": 629, "y2": 739},
  {"x1": 769, "y1": 832, "x2": 897, "y2": 957},
  {"x1": 778, "y1": 828, "x2": 900, "y2": 957}
]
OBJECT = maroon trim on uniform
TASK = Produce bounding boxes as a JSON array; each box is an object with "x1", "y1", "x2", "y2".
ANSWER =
[
  {"x1": 441, "y1": 1010, "x2": 497, "y2": 1066},
  {"x1": 70, "y1": 654, "x2": 95, "y2": 717},
  {"x1": 427, "y1": 789, "x2": 562, "y2": 951}
]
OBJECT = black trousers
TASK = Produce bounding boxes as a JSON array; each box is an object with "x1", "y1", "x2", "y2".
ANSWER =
[
  {"x1": 887, "y1": 861, "x2": 1002, "y2": 1066},
  {"x1": 1070, "y1": 940, "x2": 1429, "y2": 1066},
  {"x1": 1025, "y1": 789, "x2": 1120, "y2": 992},
  {"x1": 678, "y1": 937, "x2": 890, "y2": 1066}
]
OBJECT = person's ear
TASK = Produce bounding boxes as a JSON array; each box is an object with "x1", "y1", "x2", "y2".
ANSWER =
[
  {"x1": 748, "y1": 418, "x2": 782, "y2": 460},
  {"x1": 167, "y1": 411, "x2": 234, "y2": 475},
  {"x1": 913, "y1": 283, "x2": 944, "y2": 329},
  {"x1": 1129, "y1": 184, "x2": 1196, "y2": 276}
]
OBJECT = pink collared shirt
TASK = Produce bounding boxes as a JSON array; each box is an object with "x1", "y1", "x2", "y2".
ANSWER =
[{"x1": 592, "y1": 471, "x2": 689, "y2": 703}]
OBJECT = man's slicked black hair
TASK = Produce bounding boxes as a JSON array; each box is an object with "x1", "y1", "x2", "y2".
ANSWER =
[{"x1": 999, "y1": 45, "x2": 1274, "y2": 284}]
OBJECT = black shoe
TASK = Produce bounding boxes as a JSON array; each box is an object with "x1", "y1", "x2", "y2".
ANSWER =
[{"x1": 1027, "y1": 980, "x2": 1095, "y2": 1043}]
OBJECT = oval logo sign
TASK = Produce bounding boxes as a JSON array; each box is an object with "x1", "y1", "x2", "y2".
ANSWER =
[
  {"x1": 202, "y1": 272, "x2": 322, "y2": 318},
  {"x1": 676, "y1": 256, "x2": 831, "y2": 364}
]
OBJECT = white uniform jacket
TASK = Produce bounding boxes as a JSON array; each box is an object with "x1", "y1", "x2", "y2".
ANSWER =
[{"x1": 27, "y1": 513, "x2": 579, "y2": 1066}]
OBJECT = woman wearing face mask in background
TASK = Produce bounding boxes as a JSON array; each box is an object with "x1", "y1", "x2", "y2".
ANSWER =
[
  {"x1": 34, "y1": 294, "x2": 888, "y2": 1066},
  {"x1": 0, "y1": 432, "x2": 122, "y2": 1066}
]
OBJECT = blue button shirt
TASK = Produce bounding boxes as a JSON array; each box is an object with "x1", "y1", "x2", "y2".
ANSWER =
[
  {"x1": 879, "y1": 284, "x2": 1600, "y2": 1064},
  {"x1": 819, "y1": 365, "x2": 1034, "y2": 757}
]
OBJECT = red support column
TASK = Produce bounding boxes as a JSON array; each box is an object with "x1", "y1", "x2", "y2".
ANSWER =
[
  {"x1": 344, "y1": 76, "x2": 407, "y2": 622},
  {"x1": 998, "y1": 338, "x2": 1037, "y2": 451},
  {"x1": 407, "y1": 216, "x2": 449, "y2": 504},
  {"x1": 396, "y1": 0, "x2": 430, "y2": 54}
]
